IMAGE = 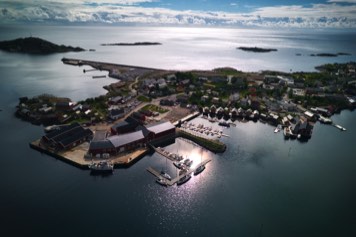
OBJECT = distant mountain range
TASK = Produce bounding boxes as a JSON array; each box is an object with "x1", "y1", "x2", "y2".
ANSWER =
[
  {"x1": 101, "y1": 42, "x2": 162, "y2": 46},
  {"x1": 0, "y1": 37, "x2": 85, "y2": 54}
]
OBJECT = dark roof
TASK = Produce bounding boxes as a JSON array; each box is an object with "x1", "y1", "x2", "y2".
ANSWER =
[
  {"x1": 146, "y1": 121, "x2": 175, "y2": 134},
  {"x1": 109, "y1": 108, "x2": 125, "y2": 116},
  {"x1": 44, "y1": 123, "x2": 80, "y2": 140},
  {"x1": 136, "y1": 125, "x2": 151, "y2": 137},
  {"x1": 59, "y1": 129, "x2": 93, "y2": 147},
  {"x1": 125, "y1": 116, "x2": 140, "y2": 125},
  {"x1": 108, "y1": 130, "x2": 145, "y2": 147},
  {"x1": 56, "y1": 101, "x2": 70, "y2": 107},
  {"x1": 43, "y1": 122, "x2": 93, "y2": 148},
  {"x1": 89, "y1": 140, "x2": 115, "y2": 150},
  {"x1": 111, "y1": 121, "x2": 131, "y2": 130},
  {"x1": 52, "y1": 126, "x2": 84, "y2": 143}
]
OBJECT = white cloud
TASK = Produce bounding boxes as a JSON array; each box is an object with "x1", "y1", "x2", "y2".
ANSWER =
[
  {"x1": 0, "y1": 0, "x2": 355, "y2": 28},
  {"x1": 327, "y1": 0, "x2": 356, "y2": 3}
]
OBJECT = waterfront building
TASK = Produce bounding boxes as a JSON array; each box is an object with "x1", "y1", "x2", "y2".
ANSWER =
[
  {"x1": 111, "y1": 116, "x2": 140, "y2": 135},
  {"x1": 291, "y1": 117, "x2": 313, "y2": 138},
  {"x1": 144, "y1": 121, "x2": 176, "y2": 143},
  {"x1": 89, "y1": 121, "x2": 176, "y2": 156},
  {"x1": 41, "y1": 123, "x2": 93, "y2": 150}
]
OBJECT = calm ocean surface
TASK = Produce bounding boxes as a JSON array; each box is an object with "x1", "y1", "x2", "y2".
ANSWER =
[{"x1": 0, "y1": 26, "x2": 355, "y2": 236}]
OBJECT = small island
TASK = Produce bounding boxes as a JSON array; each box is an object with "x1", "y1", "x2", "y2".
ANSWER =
[
  {"x1": 237, "y1": 46, "x2": 277, "y2": 53},
  {"x1": 101, "y1": 42, "x2": 162, "y2": 46},
  {"x1": 0, "y1": 37, "x2": 85, "y2": 54},
  {"x1": 310, "y1": 52, "x2": 351, "y2": 57}
]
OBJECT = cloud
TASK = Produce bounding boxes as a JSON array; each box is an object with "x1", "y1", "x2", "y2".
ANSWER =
[
  {"x1": 0, "y1": 0, "x2": 355, "y2": 28},
  {"x1": 327, "y1": 0, "x2": 356, "y2": 3}
]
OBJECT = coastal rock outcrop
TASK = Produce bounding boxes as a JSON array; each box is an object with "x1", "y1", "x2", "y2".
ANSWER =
[{"x1": 0, "y1": 37, "x2": 85, "y2": 54}]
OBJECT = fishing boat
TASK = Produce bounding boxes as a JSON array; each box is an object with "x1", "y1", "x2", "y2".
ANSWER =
[
  {"x1": 160, "y1": 156, "x2": 172, "y2": 180},
  {"x1": 160, "y1": 171, "x2": 171, "y2": 180},
  {"x1": 274, "y1": 124, "x2": 282, "y2": 133},
  {"x1": 194, "y1": 151, "x2": 205, "y2": 175},
  {"x1": 218, "y1": 121, "x2": 230, "y2": 127},
  {"x1": 88, "y1": 161, "x2": 114, "y2": 173},
  {"x1": 194, "y1": 165, "x2": 205, "y2": 175}
]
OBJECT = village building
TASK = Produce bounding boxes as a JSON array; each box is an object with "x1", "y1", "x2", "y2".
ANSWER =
[
  {"x1": 111, "y1": 116, "x2": 141, "y2": 135},
  {"x1": 201, "y1": 95, "x2": 209, "y2": 102},
  {"x1": 109, "y1": 96, "x2": 123, "y2": 105},
  {"x1": 41, "y1": 123, "x2": 93, "y2": 150},
  {"x1": 291, "y1": 117, "x2": 313, "y2": 138},
  {"x1": 144, "y1": 121, "x2": 176, "y2": 143},
  {"x1": 157, "y1": 78, "x2": 167, "y2": 89},
  {"x1": 89, "y1": 121, "x2": 176, "y2": 156},
  {"x1": 212, "y1": 97, "x2": 219, "y2": 104},
  {"x1": 108, "y1": 108, "x2": 125, "y2": 120}
]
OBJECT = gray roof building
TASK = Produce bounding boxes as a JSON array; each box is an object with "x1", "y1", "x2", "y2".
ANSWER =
[
  {"x1": 146, "y1": 121, "x2": 175, "y2": 134},
  {"x1": 108, "y1": 130, "x2": 145, "y2": 148}
]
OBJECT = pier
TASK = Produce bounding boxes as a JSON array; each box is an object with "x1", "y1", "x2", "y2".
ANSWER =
[
  {"x1": 147, "y1": 157, "x2": 211, "y2": 186},
  {"x1": 173, "y1": 111, "x2": 201, "y2": 126}
]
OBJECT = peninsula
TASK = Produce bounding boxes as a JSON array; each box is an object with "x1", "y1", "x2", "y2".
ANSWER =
[
  {"x1": 16, "y1": 58, "x2": 355, "y2": 175},
  {"x1": 101, "y1": 42, "x2": 162, "y2": 46},
  {"x1": 0, "y1": 37, "x2": 85, "y2": 54},
  {"x1": 237, "y1": 46, "x2": 277, "y2": 53}
]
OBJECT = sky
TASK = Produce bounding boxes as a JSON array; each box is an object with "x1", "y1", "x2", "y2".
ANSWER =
[{"x1": 0, "y1": 0, "x2": 356, "y2": 28}]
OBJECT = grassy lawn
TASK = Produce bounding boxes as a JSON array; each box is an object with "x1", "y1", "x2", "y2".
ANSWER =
[
  {"x1": 141, "y1": 104, "x2": 169, "y2": 113},
  {"x1": 137, "y1": 95, "x2": 152, "y2": 102}
]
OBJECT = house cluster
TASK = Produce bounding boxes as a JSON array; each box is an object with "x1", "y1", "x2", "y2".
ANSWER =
[
  {"x1": 281, "y1": 114, "x2": 313, "y2": 139},
  {"x1": 140, "y1": 77, "x2": 172, "y2": 97},
  {"x1": 88, "y1": 121, "x2": 176, "y2": 157}
]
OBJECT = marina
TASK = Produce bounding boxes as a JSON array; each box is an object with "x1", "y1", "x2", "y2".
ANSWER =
[{"x1": 147, "y1": 157, "x2": 211, "y2": 186}]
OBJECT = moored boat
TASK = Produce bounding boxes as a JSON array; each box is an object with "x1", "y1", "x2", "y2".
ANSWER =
[
  {"x1": 194, "y1": 165, "x2": 205, "y2": 175},
  {"x1": 156, "y1": 177, "x2": 168, "y2": 186},
  {"x1": 218, "y1": 121, "x2": 230, "y2": 127},
  {"x1": 177, "y1": 174, "x2": 192, "y2": 185},
  {"x1": 88, "y1": 161, "x2": 114, "y2": 173},
  {"x1": 160, "y1": 170, "x2": 171, "y2": 180}
]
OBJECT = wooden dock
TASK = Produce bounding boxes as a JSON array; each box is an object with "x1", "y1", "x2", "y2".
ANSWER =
[
  {"x1": 152, "y1": 146, "x2": 181, "y2": 162},
  {"x1": 147, "y1": 158, "x2": 211, "y2": 186}
]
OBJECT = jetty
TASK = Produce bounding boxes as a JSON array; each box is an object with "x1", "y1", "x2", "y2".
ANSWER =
[{"x1": 147, "y1": 157, "x2": 211, "y2": 186}]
